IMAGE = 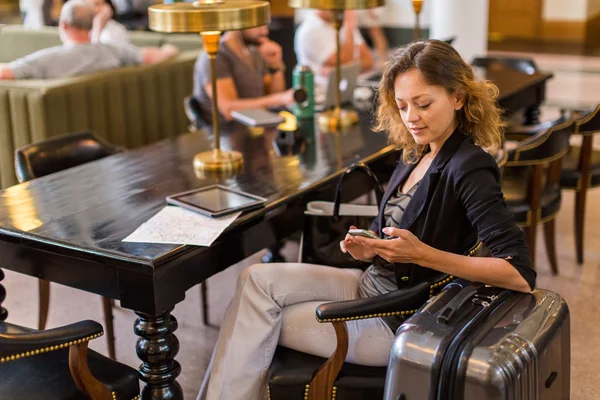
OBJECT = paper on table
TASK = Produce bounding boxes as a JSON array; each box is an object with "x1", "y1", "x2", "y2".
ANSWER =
[{"x1": 123, "y1": 206, "x2": 242, "y2": 247}]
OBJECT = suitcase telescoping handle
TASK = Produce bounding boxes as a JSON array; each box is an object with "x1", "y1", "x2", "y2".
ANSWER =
[{"x1": 437, "y1": 283, "x2": 483, "y2": 324}]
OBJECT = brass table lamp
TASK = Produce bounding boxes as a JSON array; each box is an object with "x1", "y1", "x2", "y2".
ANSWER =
[
  {"x1": 412, "y1": 0, "x2": 423, "y2": 40},
  {"x1": 149, "y1": 0, "x2": 270, "y2": 172},
  {"x1": 288, "y1": 0, "x2": 384, "y2": 131}
]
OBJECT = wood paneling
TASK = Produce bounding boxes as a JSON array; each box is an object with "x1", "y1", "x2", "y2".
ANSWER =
[
  {"x1": 489, "y1": 0, "x2": 543, "y2": 40},
  {"x1": 269, "y1": 0, "x2": 294, "y2": 18},
  {"x1": 541, "y1": 20, "x2": 586, "y2": 42}
]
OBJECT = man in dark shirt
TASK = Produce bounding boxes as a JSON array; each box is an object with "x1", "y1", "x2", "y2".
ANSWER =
[{"x1": 193, "y1": 25, "x2": 294, "y2": 123}]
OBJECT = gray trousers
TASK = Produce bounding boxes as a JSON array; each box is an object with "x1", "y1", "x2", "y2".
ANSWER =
[{"x1": 197, "y1": 263, "x2": 395, "y2": 400}]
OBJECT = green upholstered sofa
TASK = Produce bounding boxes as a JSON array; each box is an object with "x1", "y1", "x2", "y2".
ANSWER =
[{"x1": 0, "y1": 25, "x2": 202, "y2": 188}]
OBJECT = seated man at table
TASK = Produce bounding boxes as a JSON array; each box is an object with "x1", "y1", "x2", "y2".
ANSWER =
[
  {"x1": 193, "y1": 24, "x2": 294, "y2": 123},
  {"x1": 294, "y1": 10, "x2": 374, "y2": 80},
  {"x1": 0, "y1": 0, "x2": 178, "y2": 80}
]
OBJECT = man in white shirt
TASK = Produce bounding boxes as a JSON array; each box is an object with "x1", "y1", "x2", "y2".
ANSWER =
[
  {"x1": 294, "y1": 10, "x2": 374, "y2": 79},
  {"x1": 357, "y1": 7, "x2": 389, "y2": 67},
  {"x1": 86, "y1": 0, "x2": 129, "y2": 44}
]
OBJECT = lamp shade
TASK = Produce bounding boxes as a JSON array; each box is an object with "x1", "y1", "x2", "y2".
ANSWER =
[
  {"x1": 288, "y1": 0, "x2": 384, "y2": 10},
  {"x1": 149, "y1": 0, "x2": 270, "y2": 33}
]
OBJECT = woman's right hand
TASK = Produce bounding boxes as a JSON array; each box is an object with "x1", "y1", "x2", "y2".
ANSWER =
[{"x1": 340, "y1": 225, "x2": 378, "y2": 262}]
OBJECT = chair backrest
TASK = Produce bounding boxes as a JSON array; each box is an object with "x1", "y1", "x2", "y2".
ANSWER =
[
  {"x1": 443, "y1": 36, "x2": 457, "y2": 46},
  {"x1": 14, "y1": 131, "x2": 122, "y2": 183},
  {"x1": 506, "y1": 116, "x2": 574, "y2": 167},
  {"x1": 472, "y1": 56, "x2": 538, "y2": 75},
  {"x1": 183, "y1": 95, "x2": 209, "y2": 131},
  {"x1": 574, "y1": 104, "x2": 600, "y2": 135}
]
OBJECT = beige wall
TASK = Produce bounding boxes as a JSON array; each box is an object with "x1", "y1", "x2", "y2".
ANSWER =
[
  {"x1": 587, "y1": 0, "x2": 600, "y2": 17},
  {"x1": 543, "y1": 0, "x2": 587, "y2": 21},
  {"x1": 543, "y1": 0, "x2": 600, "y2": 20}
]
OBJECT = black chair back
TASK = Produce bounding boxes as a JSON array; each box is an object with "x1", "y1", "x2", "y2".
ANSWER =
[
  {"x1": 184, "y1": 95, "x2": 209, "y2": 130},
  {"x1": 472, "y1": 56, "x2": 538, "y2": 75},
  {"x1": 506, "y1": 116, "x2": 574, "y2": 166},
  {"x1": 575, "y1": 104, "x2": 600, "y2": 135},
  {"x1": 14, "y1": 131, "x2": 122, "y2": 183}
]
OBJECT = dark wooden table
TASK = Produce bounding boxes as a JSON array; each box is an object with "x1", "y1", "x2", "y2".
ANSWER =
[
  {"x1": 0, "y1": 67, "x2": 553, "y2": 400},
  {"x1": 479, "y1": 66, "x2": 553, "y2": 124}
]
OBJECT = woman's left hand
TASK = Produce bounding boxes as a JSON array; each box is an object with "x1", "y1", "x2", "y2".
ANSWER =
[{"x1": 351, "y1": 227, "x2": 428, "y2": 264}]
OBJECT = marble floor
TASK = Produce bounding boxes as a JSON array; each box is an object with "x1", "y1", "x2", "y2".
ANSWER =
[{"x1": 3, "y1": 50, "x2": 600, "y2": 399}]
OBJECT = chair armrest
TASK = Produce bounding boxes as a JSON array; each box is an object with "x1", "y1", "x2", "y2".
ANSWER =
[
  {"x1": 315, "y1": 281, "x2": 431, "y2": 322},
  {"x1": 505, "y1": 114, "x2": 570, "y2": 140},
  {"x1": 0, "y1": 320, "x2": 103, "y2": 360}
]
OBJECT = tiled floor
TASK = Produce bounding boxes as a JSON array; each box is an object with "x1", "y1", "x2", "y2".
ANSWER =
[{"x1": 3, "y1": 50, "x2": 600, "y2": 399}]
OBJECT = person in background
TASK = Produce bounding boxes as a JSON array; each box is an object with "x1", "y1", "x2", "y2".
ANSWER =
[
  {"x1": 20, "y1": 0, "x2": 49, "y2": 28},
  {"x1": 357, "y1": 7, "x2": 389, "y2": 68},
  {"x1": 193, "y1": 24, "x2": 294, "y2": 123},
  {"x1": 86, "y1": 0, "x2": 129, "y2": 44},
  {"x1": 294, "y1": 9, "x2": 374, "y2": 79},
  {"x1": 0, "y1": 0, "x2": 178, "y2": 80}
]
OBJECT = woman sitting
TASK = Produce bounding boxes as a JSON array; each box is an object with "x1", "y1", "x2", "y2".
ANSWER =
[{"x1": 196, "y1": 39, "x2": 535, "y2": 400}]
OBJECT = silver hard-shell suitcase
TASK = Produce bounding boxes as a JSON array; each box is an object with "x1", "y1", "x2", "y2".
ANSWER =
[{"x1": 384, "y1": 281, "x2": 570, "y2": 400}]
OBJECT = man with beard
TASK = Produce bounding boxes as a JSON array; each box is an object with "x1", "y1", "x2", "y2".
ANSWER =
[{"x1": 192, "y1": 25, "x2": 294, "y2": 123}]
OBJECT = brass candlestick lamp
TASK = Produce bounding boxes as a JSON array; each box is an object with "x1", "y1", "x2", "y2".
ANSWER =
[
  {"x1": 288, "y1": 0, "x2": 384, "y2": 132},
  {"x1": 412, "y1": 0, "x2": 423, "y2": 40},
  {"x1": 148, "y1": 0, "x2": 270, "y2": 172}
]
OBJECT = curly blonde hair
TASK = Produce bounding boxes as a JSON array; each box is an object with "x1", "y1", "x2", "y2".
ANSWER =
[{"x1": 374, "y1": 40, "x2": 504, "y2": 164}]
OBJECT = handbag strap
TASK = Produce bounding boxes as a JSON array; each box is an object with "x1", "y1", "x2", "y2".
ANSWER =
[{"x1": 332, "y1": 162, "x2": 384, "y2": 218}]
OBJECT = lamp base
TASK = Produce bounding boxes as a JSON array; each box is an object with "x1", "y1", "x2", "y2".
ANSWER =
[
  {"x1": 317, "y1": 109, "x2": 359, "y2": 132},
  {"x1": 193, "y1": 149, "x2": 243, "y2": 172}
]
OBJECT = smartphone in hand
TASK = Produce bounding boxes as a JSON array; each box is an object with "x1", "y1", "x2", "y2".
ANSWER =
[{"x1": 348, "y1": 229, "x2": 380, "y2": 240}]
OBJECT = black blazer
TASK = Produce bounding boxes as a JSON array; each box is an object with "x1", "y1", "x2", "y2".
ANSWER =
[{"x1": 370, "y1": 129, "x2": 536, "y2": 290}]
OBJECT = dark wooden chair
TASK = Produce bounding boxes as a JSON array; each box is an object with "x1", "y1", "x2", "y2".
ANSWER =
[
  {"x1": 501, "y1": 116, "x2": 575, "y2": 273},
  {"x1": 268, "y1": 274, "x2": 454, "y2": 400},
  {"x1": 184, "y1": 95, "x2": 209, "y2": 132},
  {"x1": 0, "y1": 272, "x2": 139, "y2": 400},
  {"x1": 14, "y1": 131, "x2": 122, "y2": 359},
  {"x1": 559, "y1": 104, "x2": 600, "y2": 264}
]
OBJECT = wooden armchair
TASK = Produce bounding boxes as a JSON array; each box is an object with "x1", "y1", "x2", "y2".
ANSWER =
[
  {"x1": 501, "y1": 117, "x2": 575, "y2": 273},
  {"x1": 268, "y1": 274, "x2": 454, "y2": 400},
  {"x1": 0, "y1": 269, "x2": 139, "y2": 400},
  {"x1": 559, "y1": 105, "x2": 600, "y2": 264},
  {"x1": 14, "y1": 131, "x2": 123, "y2": 359}
]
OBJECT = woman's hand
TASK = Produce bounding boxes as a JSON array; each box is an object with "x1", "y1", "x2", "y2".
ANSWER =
[
  {"x1": 350, "y1": 227, "x2": 428, "y2": 264},
  {"x1": 340, "y1": 225, "x2": 378, "y2": 262}
]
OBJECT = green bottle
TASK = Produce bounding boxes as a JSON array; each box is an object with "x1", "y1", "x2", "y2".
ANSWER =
[{"x1": 292, "y1": 65, "x2": 315, "y2": 119}]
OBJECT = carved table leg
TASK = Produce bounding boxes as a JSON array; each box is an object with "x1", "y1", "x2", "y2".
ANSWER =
[
  {"x1": 134, "y1": 310, "x2": 183, "y2": 400},
  {"x1": 0, "y1": 268, "x2": 7, "y2": 321},
  {"x1": 525, "y1": 106, "x2": 541, "y2": 125}
]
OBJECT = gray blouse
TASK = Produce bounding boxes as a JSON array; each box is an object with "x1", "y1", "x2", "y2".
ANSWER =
[{"x1": 357, "y1": 181, "x2": 420, "y2": 331}]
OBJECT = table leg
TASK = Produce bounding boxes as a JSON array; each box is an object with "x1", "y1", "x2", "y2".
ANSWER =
[
  {"x1": 0, "y1": 269, "x2": 7, "y2": 321},
  {"x1": 524, "y1": 106, "x2": 541, "y2": 125},
  {"x1": 134, "y1": 310, "x2": 183, "y2": 400}
]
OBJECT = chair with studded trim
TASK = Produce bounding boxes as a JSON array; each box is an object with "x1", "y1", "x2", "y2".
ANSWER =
[
  {"x1": 0, "y1": 266, "x2": 139, "y2": 400},
  {"x1": 267, "y1": 273, "x2": 455, "y2": 400},
  {"x1": 0, "y1": 319, "x2": 140, "y2": 400},
  {"x1": 501, "y1": 116, "x2": 575, "y2": 273},
  {"x1": 14, "y1": 131, "x2": 123, "y2": 359},
  {"x1": 558, "y1": 105, "x2": 600, "y2": 264}
]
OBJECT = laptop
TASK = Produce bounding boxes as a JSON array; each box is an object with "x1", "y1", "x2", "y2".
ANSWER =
[
  {"x1": 357, "y1": 67, "x2": 383, "y2": 89},
  {"x1": 315, "y1": 63, "x2": 361, "y2": 111}
]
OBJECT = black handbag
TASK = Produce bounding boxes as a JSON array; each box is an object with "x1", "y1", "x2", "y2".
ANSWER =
[{"x1": 300, "y1": 162, "x2": 384, "y2": 270}]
